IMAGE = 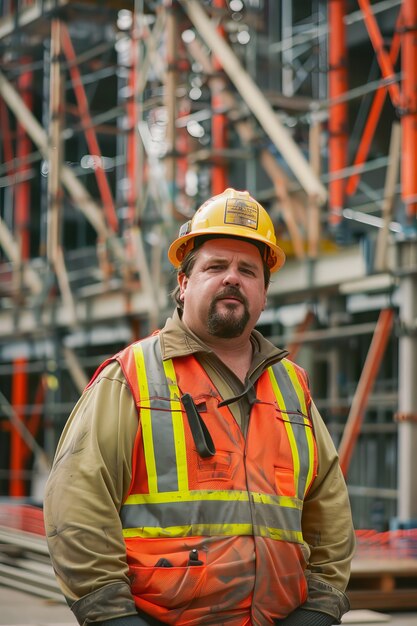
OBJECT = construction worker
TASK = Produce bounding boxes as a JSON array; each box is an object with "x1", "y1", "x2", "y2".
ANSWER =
[{"x1": 44, "y1": 188, "x2": 355, "y2": 626}]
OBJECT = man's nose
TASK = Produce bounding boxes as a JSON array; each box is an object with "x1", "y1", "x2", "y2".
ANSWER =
[{"x1": 222, "y1": 267, "x2": 241, "y2": 286}]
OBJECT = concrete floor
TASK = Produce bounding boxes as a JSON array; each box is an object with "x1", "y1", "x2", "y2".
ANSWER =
[{"x1": 0, "y1": 586, "x2": 416, "y2": 626}]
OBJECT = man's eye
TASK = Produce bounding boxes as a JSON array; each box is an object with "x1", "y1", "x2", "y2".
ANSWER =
[{"x1": 207, "y1": 264, "x2": 223, "y2": 271}]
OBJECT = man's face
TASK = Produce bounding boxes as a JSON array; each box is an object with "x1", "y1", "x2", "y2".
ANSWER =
[{"x1": 178, "y1": 238, "x2": 267, "y2": 341}]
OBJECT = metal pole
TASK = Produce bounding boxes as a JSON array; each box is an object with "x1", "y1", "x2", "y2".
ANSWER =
[{"x1": 397, "y1": 263, "x2": 417, "y2": 521}]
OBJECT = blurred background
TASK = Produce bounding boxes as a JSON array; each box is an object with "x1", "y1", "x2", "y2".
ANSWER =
[{"x1": 0, "y1": 0, "x2": 417, "y2": 623}]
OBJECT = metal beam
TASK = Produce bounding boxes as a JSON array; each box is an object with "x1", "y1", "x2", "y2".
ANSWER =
[
  {"x1": 267, "y1": 246, "x2": 367, "y2": 297},
  {"x1": 179, "y1": 0, "x2": 327, "y2": 204},
  {"x1": 0, "y1": 287, "x2": 167, "y2": 338}
]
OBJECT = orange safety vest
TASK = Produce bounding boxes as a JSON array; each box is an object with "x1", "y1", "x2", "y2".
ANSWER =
[{"x1": 96, "y1": 334, "x2": 318, "y2": 626}]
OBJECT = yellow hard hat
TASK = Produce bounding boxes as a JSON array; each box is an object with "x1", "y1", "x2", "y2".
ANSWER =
[{"x1": 168, "y1": 188, "x2": 285, "y2": 272}]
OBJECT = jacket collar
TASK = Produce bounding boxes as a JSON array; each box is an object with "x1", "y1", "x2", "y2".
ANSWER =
[{"x1": 159, "y1": 308, "x2": 288, "y2": 375}]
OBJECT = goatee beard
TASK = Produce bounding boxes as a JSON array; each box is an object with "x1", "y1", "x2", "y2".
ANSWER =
[{"x1": 207, "y1": 288, "x2": 250, "y2": 338}]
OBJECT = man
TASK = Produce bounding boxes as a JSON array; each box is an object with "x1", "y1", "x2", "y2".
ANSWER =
[{"x1": 44, "y1": 188, "x2": 355, "y2": 626}]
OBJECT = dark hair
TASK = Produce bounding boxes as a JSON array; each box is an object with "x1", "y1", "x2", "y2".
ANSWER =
[{"x1": 171, "y1": 237, "x2": 271, "y2": 310}]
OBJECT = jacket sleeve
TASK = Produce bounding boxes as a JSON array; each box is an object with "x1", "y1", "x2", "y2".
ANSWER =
[
  {"x1": 300, "y1": 401, "x2": 356, "y2": 623},
  {"x1": 44, "y1": 362, "x2": 140, "y2": 625}
]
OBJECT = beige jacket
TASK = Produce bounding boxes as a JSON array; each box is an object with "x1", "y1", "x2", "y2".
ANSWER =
[{"x1": 44, "y1": 311, "x2": 355, "y2": 625}]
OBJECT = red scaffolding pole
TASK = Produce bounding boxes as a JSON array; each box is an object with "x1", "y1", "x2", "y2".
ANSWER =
[
  {"x1": 401, "y1": 0, "x2": 417, "y2": 217},
  {"x1": 0, "y1": 99, "x2": 14, "y2": 176},
  {"x1": 345, "y1": 9, "x2": 403, "y2": 197},
  {"x1": 9, "y1": 62, "x2": 33, "y2": 497},
  {"x1": 15, "y1": 61, "x2": 32, "y2": 259},
  {"x1": 10, "y1": 358, "x2": 28, "y2": 497},
  {"x1": 60, "y1": 22, "x2": 119, "y2": 233},
  {"x1": 338, "y1": 308, "x2": 394, "y2": 477},
  {"x1": 328, "y1": 0, "x2": 348, "y2": 227},
  {"x1": 357, "y1": 0, "x2": 401, "y2": 108}
]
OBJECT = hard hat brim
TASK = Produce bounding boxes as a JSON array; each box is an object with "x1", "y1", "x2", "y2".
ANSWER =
[{"x1": 168, "y1": 227, "x2": 286, "y2": 272}]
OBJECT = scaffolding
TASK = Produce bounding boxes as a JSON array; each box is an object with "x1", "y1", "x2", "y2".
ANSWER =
[{"x1": 0, "y1": 0, "x2": 417, "y2": 530}]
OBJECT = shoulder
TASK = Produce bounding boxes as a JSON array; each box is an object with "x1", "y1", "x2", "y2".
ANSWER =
[{"x1": 277, "y1": 357, "x2": 310, "y2": 390}]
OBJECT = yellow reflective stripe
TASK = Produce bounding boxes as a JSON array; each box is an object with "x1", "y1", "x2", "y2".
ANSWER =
[
  {"x1": 125, "y1": 489, "x2": 302, "y2": 509},
  {"x1": 259, "y1": 527, "x2": 304, "y2": 542},
  {"x1": 251, "y1": 491, "x2": 302, "y2": 509},
  {"x1": 282, "y1": 360, "x2": 315, "y2": 496},
  {"x1": 133, "y1": 344, "x2": 158, "y2": 493},
  {"x1": 268, "y1": 367, "x2": 300, "y2": 496},
  {"x1": 123, "y1": 523, "x2": 303, "y2": 541},
  {"x1": 161, "y1": 358, "x2": 188, "y2": 491},
  {"x1": 123, "y1": 523, "x2": 253, "y2": 538},
  {"x1": 123, "y1": 524, "x2": 303, "y2": 543}
]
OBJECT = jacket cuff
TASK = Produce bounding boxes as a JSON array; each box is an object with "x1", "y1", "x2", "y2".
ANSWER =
[
  {"x1": 303, "y1": 575, "x2": 350, "y2": 623},
  {"x1": 275, "y1": 608, "x2": 335, "y2": 626},
  {"x1": 97, "y1": 617, "x2": 152, "y2": 626},
  {"x1": 70, "y1": 582, "x2": 137, "y2": 625}
]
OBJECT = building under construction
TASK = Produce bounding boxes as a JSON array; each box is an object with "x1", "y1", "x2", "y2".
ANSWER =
[{"x1": 1, "y1": 0, "x2": 417, "y2": 615}]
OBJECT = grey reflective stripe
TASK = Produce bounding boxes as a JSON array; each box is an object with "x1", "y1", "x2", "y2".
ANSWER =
[
  {"x1": 139, "y1": 336, "x2": 182, "y2": 493},
  {"x1": 270, "y1": 361, "x2": 311, "y2": 500},
  {"x1": 120, "y1": 492, "x2": 302, "y2": 534}
]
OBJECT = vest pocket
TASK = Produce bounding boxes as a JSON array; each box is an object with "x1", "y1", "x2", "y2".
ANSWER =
[
  {"x1": 197, "y1": 449, "x2": 236, "y2": 483},
  {"x1": 274, "y1": 466, "x2": 296, "y2": 497},
  {"x1": 130, "y1": 557, "x2": 206, "y2": 609}
]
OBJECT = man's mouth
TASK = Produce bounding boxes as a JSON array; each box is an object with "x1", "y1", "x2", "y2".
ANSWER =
[{"x1": 215, "y1": 289, "x2": 244, "y2": 305}]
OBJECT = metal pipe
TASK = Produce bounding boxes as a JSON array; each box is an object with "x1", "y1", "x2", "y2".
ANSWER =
[{"x1": 397, "y1": 269, "x2": 417, "y2": 520}]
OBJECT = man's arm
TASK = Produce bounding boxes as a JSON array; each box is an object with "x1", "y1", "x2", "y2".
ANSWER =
[
  {"x1": 294, "y1": 401, "x2": 356, "y2": 624},
  {"x1": 44, "y1": 363, "x2": 146, "y2": 625}
]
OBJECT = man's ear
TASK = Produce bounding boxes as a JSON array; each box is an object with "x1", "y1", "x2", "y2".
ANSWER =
[{"x1": 178, "y1": 273, "x2": 187, "y2": 301}]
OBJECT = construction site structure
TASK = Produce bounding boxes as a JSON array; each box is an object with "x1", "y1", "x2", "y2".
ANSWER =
[{"x1": 0, "y1": 0, "x2": 417, "y2": 537}]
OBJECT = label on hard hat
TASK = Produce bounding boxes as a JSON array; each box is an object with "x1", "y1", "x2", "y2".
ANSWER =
[{"x1": 224, "y1": 198, "x2": 258, "y2": 230}]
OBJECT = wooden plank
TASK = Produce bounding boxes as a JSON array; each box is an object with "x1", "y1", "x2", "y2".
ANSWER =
[{"x1": 347, "y1": 589, "x2": 417, "y2": 611}]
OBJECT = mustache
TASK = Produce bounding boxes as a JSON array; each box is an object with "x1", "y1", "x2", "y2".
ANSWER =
[{"x1": 213, "y1": 287, "x2": 248, "y2": 306}]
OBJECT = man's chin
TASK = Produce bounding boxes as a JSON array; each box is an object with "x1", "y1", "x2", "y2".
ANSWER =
[{"x1": 207, "y1": 311, "x2": 249, "y2": 338}]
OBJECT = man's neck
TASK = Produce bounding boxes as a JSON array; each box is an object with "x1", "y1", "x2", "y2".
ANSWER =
[{"x1": 202, "y1": 334, "x2": 254, "y2": 383}]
